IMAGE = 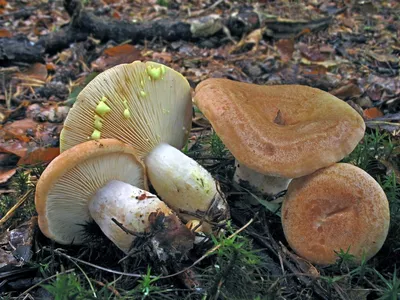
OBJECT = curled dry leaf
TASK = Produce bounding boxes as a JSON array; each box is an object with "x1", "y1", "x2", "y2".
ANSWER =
[
  {"x1": 0, "y1": 167, "x2": 17, "y2": 184},
  {"x1": 14, "y1": 63, "x2": 48, "y2": 82},
  {"x1": 92, "y1": 44, "x2": 143, "y2": 71},
  {"x1": 363, "y1": 107, "x2": 384, "y2": 120},
  {"x1": 330, "y1": 83, "x2": 363, "y2": 99},
  {"x1": 276, "y1": 39, "x2": 294, "y2": 62},
  {"x1": 17, "y1": 147, "x2": 60, "y2": 166},
  {"x1": 0, "y1": 28, "x2": 12, "y2": 38},
  {"x1": 2, "y1": 119, "x2": 39, "y2": 142}
]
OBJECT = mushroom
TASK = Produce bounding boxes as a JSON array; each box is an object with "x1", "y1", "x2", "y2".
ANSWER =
[
  {"x1": 193, "y1": 78, "x2": 366, "y2": 197},
  {"x1": 35, "y1": 138, "x2": 193, "y2": 254},
  {"x1": 281, "y1": 163, "x2": 390, "y2": 265},
  {"x1": 59, "y1": 61, "x2": 229, "y2": 228}
]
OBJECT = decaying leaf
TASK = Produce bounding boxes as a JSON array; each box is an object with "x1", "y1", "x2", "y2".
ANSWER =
[
  {"x1": 18, "y1": 147, "x2": 59, "y2": 166},
  {"x1": 276, "y1": 39, "x2": 294, "y2": 62},
  {"x1": 363, "y1": 107, "x2": 383, "y2": 120},
  {"x1": 0, "y1": 167, "x2": 17, "y2": 184},
  {"x1": 92, "y1": 44, "x2": 143, "y2": 71}
]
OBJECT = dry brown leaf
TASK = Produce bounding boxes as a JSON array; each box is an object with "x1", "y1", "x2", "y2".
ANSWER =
[
  {"x1": 152, "y1": 52, "x2": 173, "y2": 63},
  {"x1": 330, "y1": 83, "x2": 362, "y2": 99},
  {"x1": 15, "y1": 63, "x2": 48, "y2": 82},
  {"x1": 18, "y1": 147, "x2": 59, "y2": 166},
  {"x1": 0, "y1": 141, "x2": 28, "y2": 158},
  {"x1": 0, "y1": 168, "x2": 17, "y2": 184},
  {"x1": 363, "y1": 107, "x2": 383, "y2": 120},
  {"x1": 92, "y1": 44, "x2": 143, "y2": 71},
  {"x1": 276, "y1": 39, "x2": 294, "y2": 62},
  {"x1": 0, "y1": 28, "x2": 12, "y2": 38},
  {"x1": 2, "y1": 119, "x2": 39, "y2": 142}
]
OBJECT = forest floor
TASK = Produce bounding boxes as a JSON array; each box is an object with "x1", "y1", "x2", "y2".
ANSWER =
[{"x1": 0, "y1": 0, "x2": 399, "y2": 299}]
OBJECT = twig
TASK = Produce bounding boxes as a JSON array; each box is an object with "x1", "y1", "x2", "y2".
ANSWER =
[
  {"x1": 46, "y1": 248, "x2": 154, "y2": 278},
  {"x1": 0, "y1": 190, "x2": 33, "y2": 227},
  {"x1": 19, "y1": 268, "x2": 75, "y2": 298},
  {"x1": 92, "y1": 279, "x2": 121, "y2": 297},
  {"x1": 111, "y1": 218, "x2": 141, "y2": 236}
]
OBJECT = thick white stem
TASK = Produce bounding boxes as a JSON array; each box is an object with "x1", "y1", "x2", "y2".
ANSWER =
[
  {"x1": 88, "y1": 180, "x2": 174, "y2": 253},
  {"x1": 145, "y1": 143, "x2": 229, "y2": 228},
  {"x1": 234, "y1": 160, "x2": 291, "y2": 198}
]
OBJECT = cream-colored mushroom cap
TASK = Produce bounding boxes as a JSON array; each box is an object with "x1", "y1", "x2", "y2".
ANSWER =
[
  {"x1": 60, "y1": 61, "x2": 192, "y2": 158},
  {"x1": 193, "y1": 79, "x2": 366, "y2": 178},
  {"x1": 281, "y1": 163, "x2": 390, "y2": 265},
  {"x1": 35, "y1": 139, "x2": 147, "y2": 245}
]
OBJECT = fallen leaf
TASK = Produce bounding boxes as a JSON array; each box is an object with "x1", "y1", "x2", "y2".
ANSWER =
[
  {"x1": 363, "y1": 107, "x2": 383, "y2": 119},
  {"x1": 0, "y1": 141, "x2": 28, "y2": 158},
  {"x1": 298, "y1": 43, "x2": 328, "y2": 61},
  {"x1": 0, "y1": 28, "x2": 12, "y2": 38},
  {"x1": 92, "y1": 44, "x2": 142, "y2": 71},
  {"x1": 46, "y1": 63, "x2": 56, "y2": 72},
  {"x1": 112, "y1": 11, "x2": 121, "y2": 19},
  {"x1": 276, "y1": 39, "x2": 294, "y2": 62},
  {"x1": 0, "y1": 168, "x2": 17, "y2": 184},
  {"x1": 18, "y1": 147, "x2": 59, "y2": 166},
  {"x1": 367, "y1": 50, "x2": 399, "y2": 66},
  {"x1": 2, "y1": 119, "x2": 39, "y2": 142},
  {"x1": 152, "y1": 52, "x2": 173, "y2": 63},
  {"x1": 15, "y1": 63, "x2": 48, "y2": 82},
  {"x1": 330, "y1": 83, "x2": 362, "y2": 99}
]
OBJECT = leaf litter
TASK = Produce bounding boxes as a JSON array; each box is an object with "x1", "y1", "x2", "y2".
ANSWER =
[{"x1": 0, "y1": 0, "x2": 399, "y2": 299}]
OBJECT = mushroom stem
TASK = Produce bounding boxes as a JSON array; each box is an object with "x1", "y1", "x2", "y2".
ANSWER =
[
  {"x1": 234, "y1": 160, "x2": 291, "y2": 199},
  {"x1": 145, "y1": 143, "x2": 229, "y2": 230},
  {"x1": 89, "y1": 180, "x2": 194, "y2": 254}
]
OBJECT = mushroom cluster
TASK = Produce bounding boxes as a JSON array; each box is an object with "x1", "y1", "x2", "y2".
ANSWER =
[
  {"x1": 35, "y1": 61, "x2": 229, "y2": 255},
  {"x1": 193, "y1": 78, "x2": 390, "y2": 265}
]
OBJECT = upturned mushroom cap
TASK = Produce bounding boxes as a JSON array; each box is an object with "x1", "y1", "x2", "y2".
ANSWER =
[
  {"x1": 281, "y1": 163, "x2": 390, "y2": 265},
  {"x1": 193, "y1": 79, "x2": 366, "y2": 178},
  {"x1": 60, "y1": 61, "x2": 192, "y2": 159},
  {"x1": 35, "y1": 139, "x2": 147, "y2": 245}
]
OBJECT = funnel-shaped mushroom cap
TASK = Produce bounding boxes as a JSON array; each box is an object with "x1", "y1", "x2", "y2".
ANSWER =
[
  {"x1": 60, "y1": 61, "x2": 192, "y2": 158},
  {"x1": 194, "y1": 79, "x2": 366, "y2": 178},
  {"x1": 35, "y1": 139, "x2": 147, "y2": 245},
  {"x1": 282, "y1": 163, "x2": 390, "y2": 265}
]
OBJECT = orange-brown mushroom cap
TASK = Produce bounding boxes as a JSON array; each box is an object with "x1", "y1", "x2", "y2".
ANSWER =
[
  {"x1": 35, "y1": 139, "x2": 147, "y2": 245},
  {"x1": 281, "y1": 163, "x2": 390, "y2": 265},
  {"x1": 193, "y1": 79, "x2": 366, "y2": 178}
]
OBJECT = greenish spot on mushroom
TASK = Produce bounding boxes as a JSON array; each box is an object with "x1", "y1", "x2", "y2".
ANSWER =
[
  {"x1": 124, "y1": 109, "x2": 131, "y2": 119},
  {"x1": 161, "y1": 65, "x2": 166, "y2": 76},
  {"x1": 122, "y1": 100, "x2": 130, "y2": 119},
  {"x1": 91, "y1": 129, "x2": 101, "y2": 140},
  {"x1": 191, "y1": 168, "x2": 211, "y2": 194},
  {"x1": 95, "y1": 101, "x2": 111, "y2": 117},
  {"x1": 94, "y1": 116, "x2": 103, "y2": 130},
  {"x1": 140, "y1": 90, "x2": 147, "y2": 97},
  {"x1": 146, "y1": 65, "x2": 162, "y2": 80},
  {"x1": 162, "y1": 108, "x2": 170, "y2": 114},
  {"x1": 140, "y1": 79, "x2": 144, "y2": 87}
]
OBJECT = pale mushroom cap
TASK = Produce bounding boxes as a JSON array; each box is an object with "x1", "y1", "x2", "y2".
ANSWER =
[
  {"x1": 35, "y1": 139, "x2": 147, "y2": 245},
  {"x1": 281, "y1": 163, "x2": 390, "y2": 265},
  {"x1": 60, "y1": 61, "x2": 192, "y2": 159},
  {"x1": 194, "y1": 79, "x2": 366, "y2": 178}
]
